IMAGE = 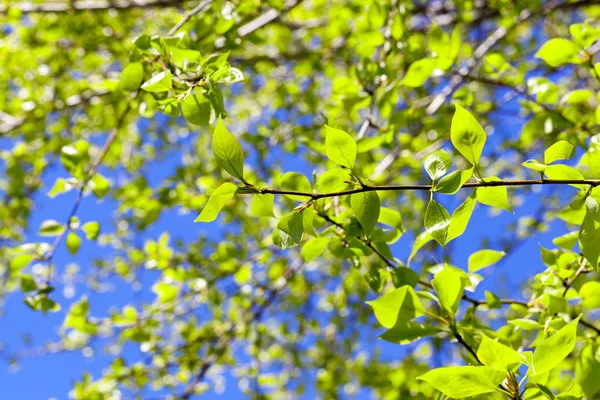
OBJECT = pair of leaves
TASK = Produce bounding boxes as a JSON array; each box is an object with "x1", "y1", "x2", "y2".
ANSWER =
[{"x1": 423, "y1": 192, "x2": 477, "y2": 248}]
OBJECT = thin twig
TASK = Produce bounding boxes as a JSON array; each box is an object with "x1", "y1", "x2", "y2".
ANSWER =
[{"x1": 168, "y1": 0, "x2": 213, "y2": 36}]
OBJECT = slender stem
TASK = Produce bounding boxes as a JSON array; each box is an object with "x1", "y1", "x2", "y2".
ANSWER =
[{"x1": 251, "y1": 178, "x2": 600, "y2": 200}]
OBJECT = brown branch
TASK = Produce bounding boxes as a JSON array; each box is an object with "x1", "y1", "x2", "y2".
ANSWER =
[
  {"x1": 250, "y1": 178, "x2": 600, "y2": 201},
  {"x1": 0, "y1": 0, "x2": 188, "y2": 14}
]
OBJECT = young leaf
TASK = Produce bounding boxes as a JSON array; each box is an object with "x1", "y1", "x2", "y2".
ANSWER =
[
  {"x1": 194, "y1": 182, "x2": 238, "y2": 223},
  {"x1": 212, "y1": 118, "x2": 245, "y2": 180},
  {"x1": 434, "y1": 167, "x2": 473, "y2": 194},
  {"x1": 432, "y1": 267, "x2": 464, "y2": 317},
  {"x1": 531, "y1": 316, "x2": 580, "y2": 375},
  {"x1": 447, "y1": 192, "x2": 477, "y2": 243},
  {"x1": 301, "y1": 236, "x2": 329, "y2": 262},
  {"x1": 325, "y1": 125, "x2": 356, "y2": 169},
  {"x1": 279, "y1": 172, "x2": 312, "y2": 201},
  {"x1": 408, "y1": 231, "x2": 433, "y2": 264},
  {"x1": 365, "y1": 286, "x2": 425, "y2": 329},
  {"x1": 468, "y1": 249, "x2": 506, "y2": 272},
  {"x1": 81, "y1": 221, "x2": 100, "y2": 240},
  {"x1": 141, "y1": 70, "x2": 172, "y2": 92},
  {"x1": 579, "y1": 197, "x2": 600, "y2": 268},
  {"x1": 477, "y1": 335, "x2": 524, "y2": 372},
  {"x1": 522, "y1": 159, "x2": 547, "y2": 172},
  {"x1": 417, "y1": 366, "x2": 506, "y2": 398},
  {"x1": 66, "y1": 232, "x2": 81, "y2": 256},
  {"x1": 91, "y1": 173, "x2": 110, "y2": 198},
  {"x1": 351, "y1": 191, "x2": 380, "y2": 237},
  {"x1": 390, "y1": 267, "x2": 420, "y2": 288},
  {"x1": 380, "y1": 321, "x2": 442, "y2": 344},
  {"x1": 10, "y1": 254, "x2": 34, "y2": 273},
  {"x1": 535, "y1": 38, "x2": 580, "y2": 67},
  {"x1": 477, "y1": 178, "x2": 512, "y2": 212},
  {"x1": 545, "y1": 140, "x2": 574, "y2": 164},
  {"x1": 152, "y1": 282, "x2": 178, "y2": 303},
  {"x1": 424, "y1": 149, "x2": 452, "y2": 181},
  {"x1": 20, "y1": 274, "x2": 38, "y2": 292},
  {"x1": 424, "y1": 199, "x2": 450, "y2": 247},
  {"x1": 250, "y1": 194, "x2": 274, "y2": 218},
  {"x1": 451, "y1": 104, "x2": 487, "y2": 166},
  {"x1": 120, "y1": 62, "x2": 144, "y2": 92},
  {"x1": 401, "y1": 58, "x2": 435, "y2": 87},
  {"x1": 579, "y1": 281, "x2": 600, "y2": 309},
  {"x1": 181, "y1": 94, "x2": 212, "y2": 126},
  {"x1": 39, "y1": 219, "x2": 65, "y2": 236},
  {"x1": 277, "y1": 211, "x2": 304, "y2": 249}
]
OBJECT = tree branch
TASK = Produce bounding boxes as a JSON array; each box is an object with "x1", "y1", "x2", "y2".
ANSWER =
[
  {"x1": 250, "y1": 178, "x2": 600, "y2": 201},
  {"x1": 0, "y1": 0, "x2": 188, "y2": 14}
]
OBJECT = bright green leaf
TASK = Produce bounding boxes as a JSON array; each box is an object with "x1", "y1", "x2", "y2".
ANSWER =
[
  {"x1": 545, "y1": 141, "x2": 574, "y2": 164},
  {"x1": 401, "y1": 58, "x2": 435, "y2": 88},
  {"x1": 435, "y1": 167, "x2": 473, "y2": 194},
  {"x1": 424, "y1": 199, "x2": 450, "y2": 248},
  {"x1": 417, "y1": 366, "x2": 506, "y2": 398},
  {"x1": 212, "y1": 118, "x2": 245, "y2": 180},
  {"x1": 66, "y1": 232, "x2": 81, "y2": 256},
  {"x1": 195, "y1": 182, "x2": 238, "y2": 223},
  {"x1": 141, "y1": 70, "x2": 172, "y2": 92},
  {"x1": 120, "y1": 62, "x2": 144, "y2": 92},
  {"x1": 181, "y1": 94, "x2": 212, "y2": 126},
  {"x1": 535, "y1": 38, "x2": 580, "y2": 67},
  {"x1": 424, "y1": 149, "x2": 452, "y2": 181},
  {"x1": 532, "y1": 316, "x2": 580, "y2": 375},
  {"x1": 325, "y1": 125, "x2": 356, "y2": 169},
  {"x1": 477, "y1": 178, "x2": 512, "y2": 212},
  {"x1": 447, "y1": 192, "x2": 477, "y2": 243},
  {"x1": 451, "y1": 104, "x2": 487, "y2": 166},
  {"x1": 477, "y1": 335, "x2": 524, "y2": 371},
  {"x1": 366, "y1": 286, "x2": 425, "y2": 329},
  {"x1": 432, "y1": 267, "x2": 464, "y2": 316},
  {"x1": 250, "y1": 194, "x2": 274, "y2": 218},
  {"x1": 468, "y1": 249, "x2": 506, "y2": 272},
  {"x1": 351, "y1": 191, "x2": 380, "y2": 237},
  {"x1": 301, "y1": 236, "x2": 329, "y2": 262}
]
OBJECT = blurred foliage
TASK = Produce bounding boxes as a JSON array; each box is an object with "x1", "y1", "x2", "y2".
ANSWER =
[{"x1": 2, "y1": 0, "x2": 600, "y2": 399}]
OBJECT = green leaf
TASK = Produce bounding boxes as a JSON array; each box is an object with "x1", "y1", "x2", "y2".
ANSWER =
[
  {"x1": 48, "y1": 178, "x2": 74, "y2": 198},
  {"x1": 141, "y1": 70, "x2": 172, "y2": 92},
  {"x1": 522, "y1": 159, "x2": 547, "y2": 172},
  {"x1": 424, "y1": 149, "x2": 452, "y2": 181},
  {"x1": 580, "y1": 281, "x2": 600, "y2": 308},
  {"x1": 561, "y1": 89, "x2": 593, "y2": 105},
  {"x1": 181, "y1": 94, "x2": 212, "y2": 126},
  {"x1": 390, "y1": 267, "x2": 420, "y2": 288},
  {"x1": 301, "y1": 236, "x2": 329, "y2": 262},
  {"x1": 532, "y1": 316, "x2": 580, "y2": 375},
  {"x1": 477, "y1": 335, "x2": 524, "y2": 371},
  {"x1": 432, "y1": 267, "x2": 465, "y2": 316},
  {"x1": 212, "y1": 118, "x2": 245, "y2": 180},
  {"x1": 408, "y1": 231, "x2": 433, "y2": 264},
  {"x1": 91, "y1": 173, "x2": 110, "y2": 198},
  {"x1": 417, "y1": 366, "x2": 506, "y2": 398},
  {"x1": 277, "y1": 211, "x2": 304, "y2": 249},
  {"x1": 447, "y1": 192, "x2": 477, "y2": 243},
  {"x1": 378, "y1": 207, "x2": 404, "y2": 233},
  {"x1": 477, "y1": 178, "x2": 512, "y2": 212},
  {"x1": 424, "y1": 199, "x2": 450, "y2": 248},
  {"x1": 485, "y1": 291, "x2": 502, "y2": 309},
  {"x1": 509, "y1": 318, "x2": 544, "y2": 331},
  {"x1": 302, "y1": 207, "x2": 316, "y2": 236},
  {"x1": 81, "y1": 221, "x2": 100, "y2": 240},
  {"x1": 535, "y1": 38, "x2": 580, "y2": 67},
  {"x1": 66, "y1": 232, "x2": 81, "y2": 256},
  {"x1": 401, "y1": 58, "x2": 435, "y2": 87},
  {"x1": 380, "y1": 321, "x2": 442, "y2": 344},
  {"x1": 152, "y1": 282, "x2": 178, "y2": 303},
  {"x1": 10, "y1": 254, "x2": 34, "y2": 273},
  {"x1": 120, "y1": 62, "x2": 144, "y2": 92},
  {"x1": 194, "y1": 182, "x2": 238, "y2": 223},
  {"x1": 317, "y1": 169, "x2": 352, "y2": 193},
  {"x1": 279, "y1": 172, "x2": 312, "y2": 201},
  {"x1": 39, "y1": 219, "x2": 65, "y2": 236},
  {"x1": 325, "y1": 125, "x2": 356, "y2": 169},
  {"x1": 19, "y1": 274, "x2": 37, "y2": 292},
  {"x1": 553, "y1": 230, "x2": 578, "y2": 250},
  {"x1": 579, "y1": 197, "x2": 600, "y2": 268},
  {"x1": 250, "y1": 194, "x2": 274, "y2": 218},
  {"x1": 468, "y1": 249, "x2": 506, "y2": 272},
  {"x1": 545, "y1": 141, "x2": 574, "y2": 164},
  {"x1": 545, "y1": 165, "x2": 585, "y2": 184},
  {"x1": 570, "y1": 23, "x2": 600, "y2": 48},
  {"x1": 451, "y1": 104, "x2": 487, "y2": 166},
  {"x1": 366, "y1": 286, "x2": 425, "y2": 329},
  {"x1": 434, "y1": 167, "x2": 473, "y2": 194},
  {"x1": 351, "y1": 191, "x2": 380, "y2": 237}
]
